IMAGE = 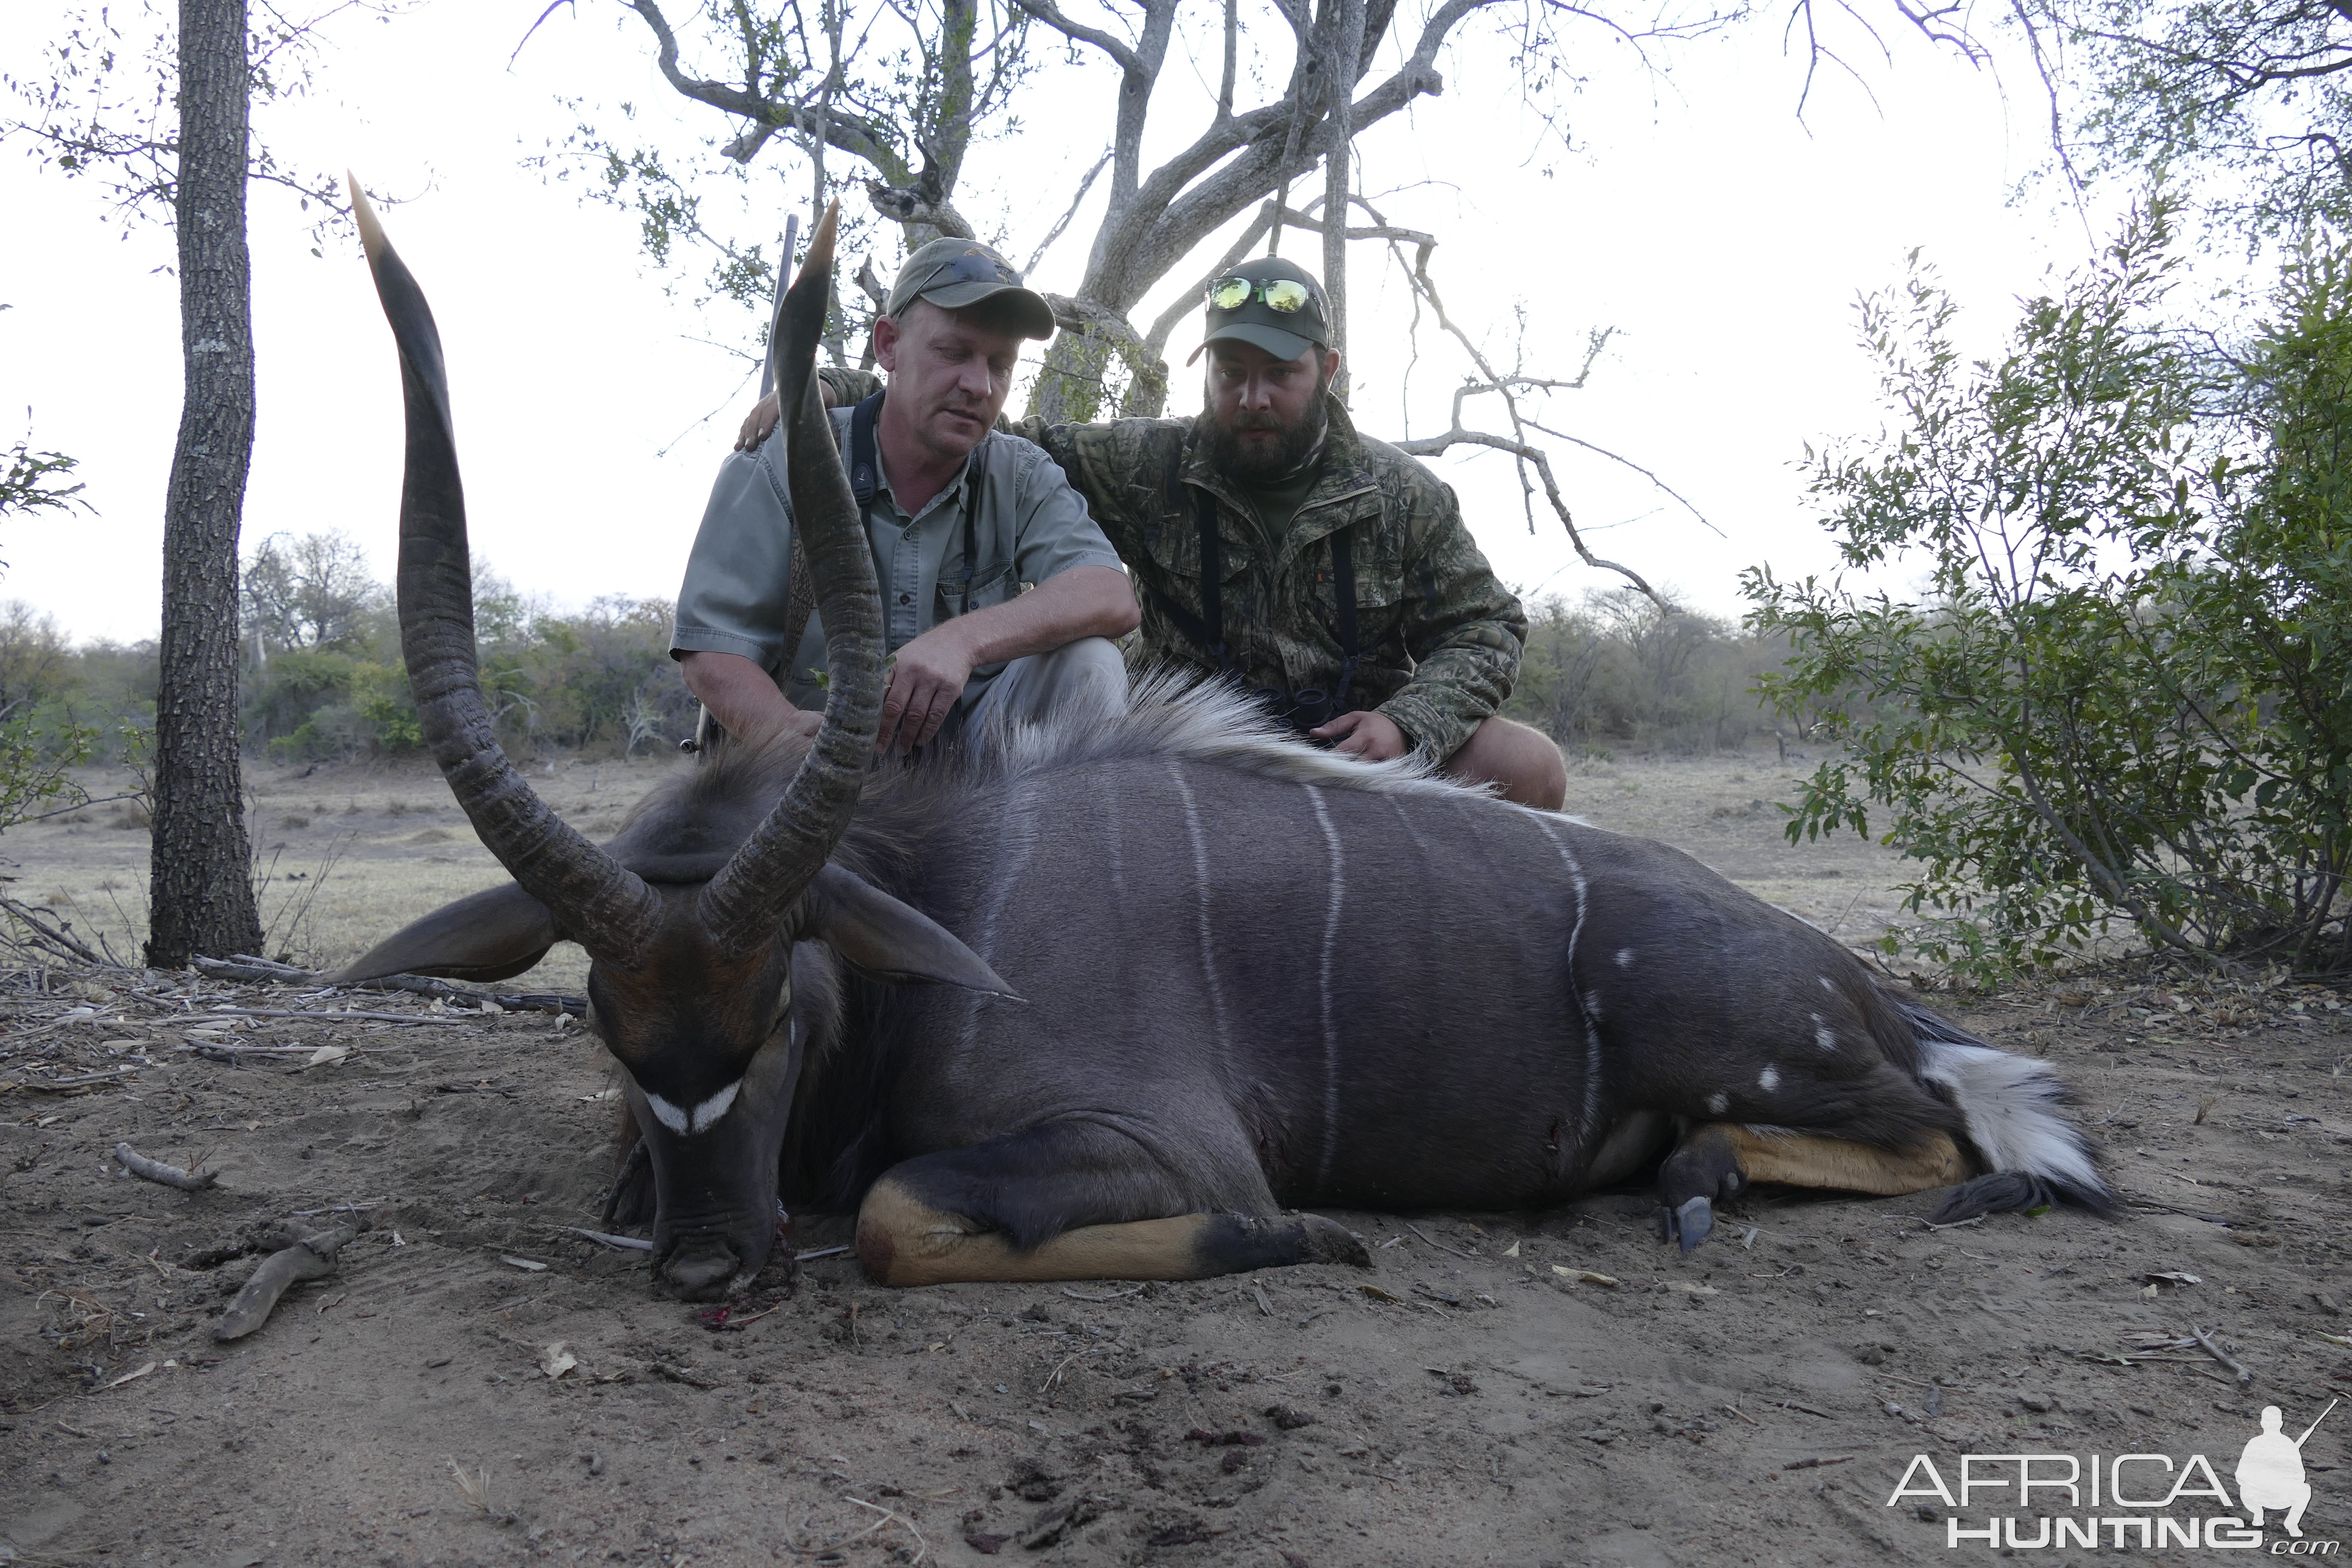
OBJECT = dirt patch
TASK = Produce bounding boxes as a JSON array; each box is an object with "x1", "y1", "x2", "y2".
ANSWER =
[{"x1": 2, "y1": 754, "x2": 2348, "y2": 1564}]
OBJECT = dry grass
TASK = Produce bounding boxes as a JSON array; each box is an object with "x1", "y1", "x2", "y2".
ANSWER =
[
  {"x1": 1, "y1": 753, "x2": 675, "y2": 988},
  {"x1": 3, "y1": 742, "x2": 1909, "y2": 993}
]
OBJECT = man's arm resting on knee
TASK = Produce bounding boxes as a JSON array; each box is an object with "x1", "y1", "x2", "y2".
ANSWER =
[
  {"x1": 877, "y1": 567, "x2": 1139, "y2": 754},
  {"x1": 950, "y1": 564, "x2": 1138, "y2": 668},
  {"x1": 680, "y1": 650, "x2": 815, "y2": 744}
]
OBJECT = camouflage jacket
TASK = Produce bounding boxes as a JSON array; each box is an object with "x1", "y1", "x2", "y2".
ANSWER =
[{"x1": 816, "y1": 368, "x2": 1527, "y2": 760}]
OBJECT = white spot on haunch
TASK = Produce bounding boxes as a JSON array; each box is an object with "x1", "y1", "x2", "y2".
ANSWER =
[
  {"x1": 1615, "y1": 948, "x2": 1635, "y2": 969},
  {"x1": 1812, "y1": 1012, "x2": 1838, "y2": 1052},
  {"x1": 645, "y1": 1081, "x2": 741, "y2": 1138},
  {"x1": 1706, "y1": 1092, "x2": 1730, "y2": 1117},
  {"x1": 1819, "y1": 975, "x2": 1836, "y2": 992},
  {"x1": 1758, "y1": 1065, "x2": 1780, "y2": 1093}
]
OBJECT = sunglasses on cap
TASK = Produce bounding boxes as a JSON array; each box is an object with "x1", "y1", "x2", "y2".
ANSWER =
[
  {"x1": 912, "y1": 248, "x2": 1021, "y2": 294},
  {"x1": 1205, "y1": 276, "x2": 1317, "y2": 314}
]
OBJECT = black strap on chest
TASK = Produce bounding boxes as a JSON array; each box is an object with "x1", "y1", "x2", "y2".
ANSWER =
[
  {"x1": 848, "y1": 388, "x2": 979, "y2": 592},
  {"x1": 1175, "y1": 485, "x2": 1359, "y2": 717},
  {"x1": 1195, "y1": 486, "x2": 1229, "y2": 671}
]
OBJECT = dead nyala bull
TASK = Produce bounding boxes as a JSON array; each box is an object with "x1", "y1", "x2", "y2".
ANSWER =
[{"x1": 336, "y1": 191, "x2": 2111, "y2": 1302}]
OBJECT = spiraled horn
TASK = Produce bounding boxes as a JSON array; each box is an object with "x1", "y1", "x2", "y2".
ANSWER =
[
  {"x1": 349, "y1": 175, "x2": 662, "y2": 964},
  {"x1": 697, "y1": 200, "x2": 886, "y2": 955}
]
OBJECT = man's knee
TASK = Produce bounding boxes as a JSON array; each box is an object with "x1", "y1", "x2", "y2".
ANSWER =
[
  {"x1": 979, "y1": 636, "x2": 1129, "y2": 730},
  {"x1": 1443, "y1": 715, "x2": 1566, "y2": 811}
]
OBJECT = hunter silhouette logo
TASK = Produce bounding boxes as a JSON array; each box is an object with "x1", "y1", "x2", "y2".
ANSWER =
[
  {"x1": 2237, "y1": 1402, "x2": 2332, "y2": 1539},
  {"x1": 1886, "y1": 1397, "x2": 2338, "y2": 1551}
]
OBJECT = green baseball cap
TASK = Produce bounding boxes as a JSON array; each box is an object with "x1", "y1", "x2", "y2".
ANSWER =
[
  {"x1": 885, "y1": 238, "x2": 1056, "y2": 340},
  {"x1": 1191, "y1": 257, "x2": 1330, "y2": 363}
]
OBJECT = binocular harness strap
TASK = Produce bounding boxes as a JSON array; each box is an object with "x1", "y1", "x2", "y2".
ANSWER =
[
  {"x1": 1170, "y1": 484, "x2": 1358, "y2": 712},
  {"x1": 848, "y1": 389, "x2": 980, "y2": 598}
]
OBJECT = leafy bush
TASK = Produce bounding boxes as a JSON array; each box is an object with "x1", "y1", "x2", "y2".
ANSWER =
[
  {"x1": 1745, "y1": 205, "x2": 2352, "y2": 980},
  {"x1": 1505, "y1": 589, "x2": 1781, "y2": 755}
]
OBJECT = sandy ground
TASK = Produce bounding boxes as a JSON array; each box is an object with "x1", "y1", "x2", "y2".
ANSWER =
[{"x1": 2, "y1": 747, "x2": 2348, "y2": 1567}]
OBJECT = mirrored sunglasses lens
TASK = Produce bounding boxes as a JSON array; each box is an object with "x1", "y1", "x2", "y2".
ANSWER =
[
  {"x1": 1208, "y1": 279, "x2": 1252, "y2": 310},
  {"x1": 1261, "y1": 280, "x2": 1311, "y2": 313}
]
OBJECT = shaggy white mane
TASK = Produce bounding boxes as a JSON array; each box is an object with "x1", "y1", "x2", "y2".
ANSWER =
[{"x1": 962, "y1": 668, "x2": 1493, "y2": 802}]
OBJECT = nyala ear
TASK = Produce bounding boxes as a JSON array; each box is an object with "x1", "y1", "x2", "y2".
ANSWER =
[
  {"x1": 324, "y1": 882, "x2": 558, "y2": 985},
  {"x1": 802, "y1": 864, "x2": 1020, "y2": 998}
]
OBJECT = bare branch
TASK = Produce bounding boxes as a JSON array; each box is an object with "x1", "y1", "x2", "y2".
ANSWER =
[
  {"x1": 1009, "y1": 0, "x2": 1145, "y2": 76},
  {"x1": 1395, "y1": 427, "x2": 1666, "y2": 606},
  {"x1": 864, "y1": 173, "x2": 975, "y2": 237},
  {"x1": 1023, "y1": 147, "x2": 1113, "y2": 276}
]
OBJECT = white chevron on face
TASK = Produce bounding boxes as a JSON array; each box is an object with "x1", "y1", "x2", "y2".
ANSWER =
[{"x1": 645, "y1": 1079, "x2": 742, "y2": 1137}]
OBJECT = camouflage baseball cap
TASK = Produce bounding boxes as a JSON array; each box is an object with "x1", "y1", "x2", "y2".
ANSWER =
[
  {"x1": 1192, "y1": 256, "x2": 1330, "y2": 363},
  {"x1": 885, "y1": 237, "x2": 1055, "y2": 340}
]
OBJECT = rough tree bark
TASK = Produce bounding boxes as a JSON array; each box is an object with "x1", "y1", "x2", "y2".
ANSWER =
[{"x1": 146, "y1": 0, "x2": 262, "y2": 969}]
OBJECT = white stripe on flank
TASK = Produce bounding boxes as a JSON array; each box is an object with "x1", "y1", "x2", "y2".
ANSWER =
[
  {"x1": 1386, "y1": 794, "x2": 1434, "y2": 868},
  {"x1": 957, "y1": 787, "x2": 1038, "y2": 1055},
  {"x1": 1169, "y1": 763, "x2": 1232, "y2": 1055},
  {"x1": 1530, "y1": 815, "x2": 1603, "y2": 1145},
  {"x1": 1306, "y1": 785, "x2": 1345, "y2": 1189},
  {"x1": 1101, "y1": 778, "x2": 1127, "y2": 905}
]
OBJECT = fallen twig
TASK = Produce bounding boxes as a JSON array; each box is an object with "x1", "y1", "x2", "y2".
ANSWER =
[
  {"x1": 10, "y1": 1066, "x2": 141, "y2": 1090},
  {"x1": 795, "y1": 1245, "x2": 852, "y2": 1262},
  {"x1": 193, "y1": 954, "x2": 586, "y2": 1016},
  {"x1": 194, "y1": 1006, "x2": 467, "y2": 1026},
  {"x1": 0, "y1": 896, "x2": 109, "y2": 965},
  {"x1": 1783, "y1": 1455, "x2": 1853, "y2": 1471},
  {"x1": 2190, "y1": 1324, "x2": 2253, "y2": 1385},
  {"x1": 114, "y1": 1142, "x2": 217, "y2": 1192},
  {"x1": 1062, "y1": 1285, "x2": 1143, "y2": 1302},
  {"x1": 562, "y1": 1226, "x2": 653, "y2": 1252},
  {"x1": 213, "y1": 1223, "x2": 359, "y2": 1341},
  {"x1": 1403, "y1": 1220, "x2": 1473, "y2": 1260}
]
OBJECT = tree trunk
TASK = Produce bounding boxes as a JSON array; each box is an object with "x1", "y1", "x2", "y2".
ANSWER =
[{"x1": 147, "y1": 0, "x2": 262, "y2": 969}]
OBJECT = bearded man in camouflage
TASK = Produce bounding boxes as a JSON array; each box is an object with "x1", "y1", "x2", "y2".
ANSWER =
[{"x1": 744, "y1": 256, "x2": 1565, "y2": 808}]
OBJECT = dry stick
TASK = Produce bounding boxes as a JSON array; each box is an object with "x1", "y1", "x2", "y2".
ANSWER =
[
  {"x1": 192, "y1": 954, "x2": 585, "y2": 1017},
  {"x1": 196, "y1": 1007, "x2": 467, "y2": 1026},
  {"x1": 14, "y1": 1066, "x2": 141, "y2": 1090},
  {"x1": 113, "y1": 1142, "x2": 217, "y2": 1191},
  {"x1": 212, "y1": 1224, "x2": 358, "y2": 1342},
  {"x1": 562, "y1": 1227, "x2": 653, "y2": 1252},
  {"x1": 1402, "y1": 1220, "x2": 1473, "y2": 1260},
  {"x1": 2190, "y1": 1324, "x2": 2254, "y2": 1385}
]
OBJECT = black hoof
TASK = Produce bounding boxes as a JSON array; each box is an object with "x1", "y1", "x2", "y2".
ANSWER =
[{"x1": 1656, "y1": 1195, "x2": 1714, "y2": 1252}]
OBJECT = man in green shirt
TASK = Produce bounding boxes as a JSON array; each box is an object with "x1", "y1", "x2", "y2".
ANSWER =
[
  {"x1": 674, "y1": 238, "x2": 1139, "y2": 754},
  {"x1": 745, "y1": 258, "x2": 1564, "y2": 807}
]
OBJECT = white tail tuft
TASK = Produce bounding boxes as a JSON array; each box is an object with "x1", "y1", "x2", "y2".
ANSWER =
[{"x1": 1919, "y1": 1040, "x2": 2108, "y2": 1204}]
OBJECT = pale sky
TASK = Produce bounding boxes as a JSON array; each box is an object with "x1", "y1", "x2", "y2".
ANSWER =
[{"x1": 0, "y1": 0, "x2": 2140, "y2": 646}]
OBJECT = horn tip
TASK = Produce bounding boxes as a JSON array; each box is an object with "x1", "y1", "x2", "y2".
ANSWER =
[
  {"x1": 349, "y1": 175, "x2": 388, "y2": 265},
  {"x1": 799, "y1": 200, "x2": 841, "y2": 281}
]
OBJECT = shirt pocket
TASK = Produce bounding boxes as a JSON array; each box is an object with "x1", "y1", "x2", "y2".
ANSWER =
[{"x1": 937, "y1": 558, "x2": 1020, "y2": 619}]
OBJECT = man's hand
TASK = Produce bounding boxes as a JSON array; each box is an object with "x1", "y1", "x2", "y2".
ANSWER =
[
  {"x1": 876, "y1": 627, "x2": 978, "y2": 755},
  {"x1": 735, "y1": 379, "x2": 844, "y2": 451},
  {"x1": 1312, "y1": 708, "x2": 1410, "y2": 762}
]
